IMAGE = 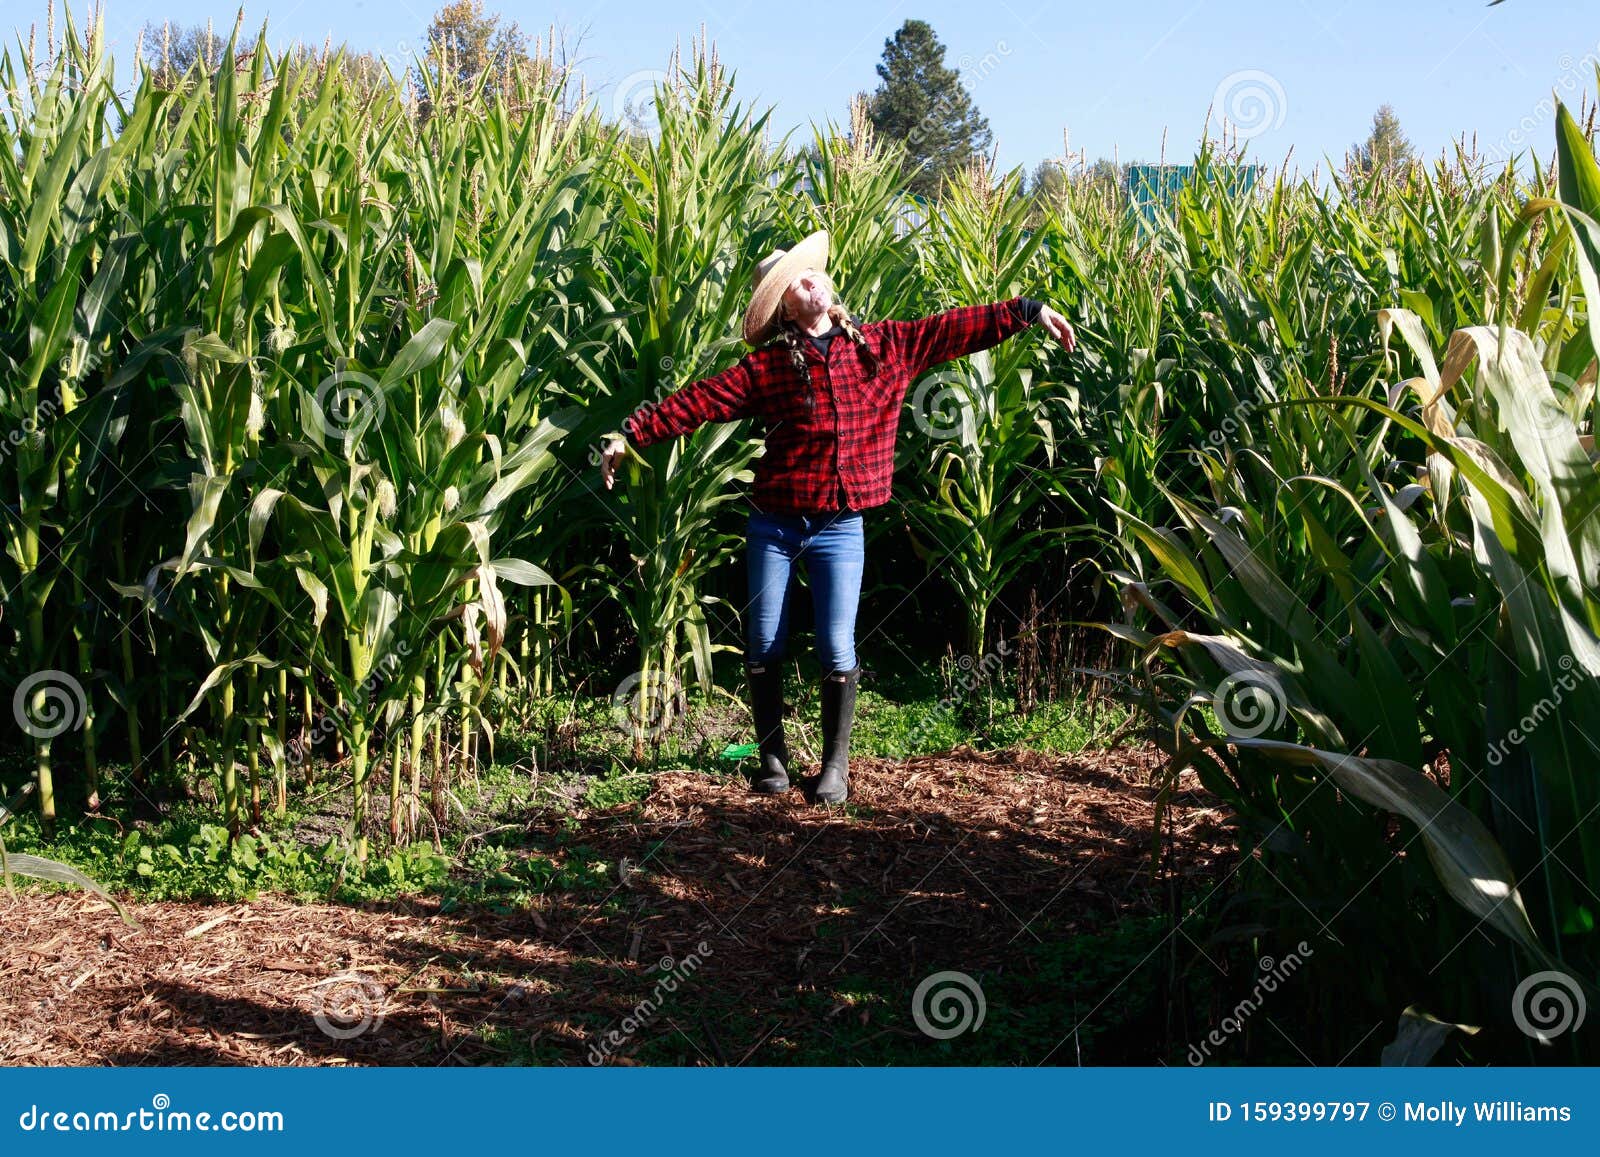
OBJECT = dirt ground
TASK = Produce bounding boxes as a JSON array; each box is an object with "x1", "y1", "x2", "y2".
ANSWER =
[{"x1": 1, "y1": 745, "x2": 1236, "y2": 1066}]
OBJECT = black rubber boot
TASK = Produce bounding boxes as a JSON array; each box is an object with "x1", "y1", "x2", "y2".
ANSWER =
[
  {"x1": 812, "y1": 665, "x2": 860, "y2": 805},
  {"x1": 746, "y1": 662, "x2": 791, "y2": 794}
]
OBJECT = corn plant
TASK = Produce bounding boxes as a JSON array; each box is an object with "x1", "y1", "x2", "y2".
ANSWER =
[
  {"x1": 580, "y1": 49, "x2": 788, "y2": 758},
  {"x1": 1, "y1": 19, "x2": 596, "y2": 851},
  {"x1": 0, "y1": 9, "x2": 126, "y2": 831},
  {"x1": 1098, "y1": 101, "x2": 1600, "y2": 1056},
  {"x1": 895, "y1": 162, "x2": 1066, "y2": 658}
]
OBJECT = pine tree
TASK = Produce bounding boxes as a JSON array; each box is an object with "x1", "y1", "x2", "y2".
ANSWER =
[
  {"x1": 865, "y1": 19, "x2": 993, "y2": 199},
  {"x1": 1353, "y1": 103, "x2": 1415, "y2": 176}
]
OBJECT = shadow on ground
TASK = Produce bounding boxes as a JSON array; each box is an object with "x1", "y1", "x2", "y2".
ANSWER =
[{"x1": 2, "y1": 745, "x2": 1240, "y2": 1066}]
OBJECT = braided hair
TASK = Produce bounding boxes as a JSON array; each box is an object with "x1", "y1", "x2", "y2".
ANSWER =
[{"x1": 771, "y1": 271, "x2": 880, "y2": 409}]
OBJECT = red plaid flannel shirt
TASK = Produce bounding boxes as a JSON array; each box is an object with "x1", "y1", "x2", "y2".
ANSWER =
[{"x1": 622, "y1": 298, "x2": 1036, "y2": 515}]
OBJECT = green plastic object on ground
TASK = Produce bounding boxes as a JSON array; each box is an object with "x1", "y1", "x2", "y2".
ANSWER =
[{"x1": 719, "y1": 742, "x2": 759, "y2": 760}]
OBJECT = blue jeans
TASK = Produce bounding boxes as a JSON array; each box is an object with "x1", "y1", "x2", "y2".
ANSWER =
[{"x1": 745, "y1": 509, "x2": 864, "y2": 676}]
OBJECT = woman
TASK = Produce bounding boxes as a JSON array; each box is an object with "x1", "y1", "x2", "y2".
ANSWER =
[{"x1": 600, "y1": 229, "x2": 1075, "y2": 804}]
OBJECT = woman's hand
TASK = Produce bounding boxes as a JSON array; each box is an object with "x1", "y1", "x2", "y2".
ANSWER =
[
  {"x1": 1036, "y1": 304, "x2": 1077, "y2": 353},
  {"x1": 600, "y1": 436, "x2": 627, "y2": 490}
]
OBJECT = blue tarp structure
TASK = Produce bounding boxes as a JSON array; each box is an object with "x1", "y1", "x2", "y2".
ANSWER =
[{"x1": 1124, "y1": 163, "x2": 1262, "y2": 229}]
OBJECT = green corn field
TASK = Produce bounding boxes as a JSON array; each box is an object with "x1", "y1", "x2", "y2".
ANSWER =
[{"x1": 3, "y1": 9, "x2": 1599, "y2": 1065}]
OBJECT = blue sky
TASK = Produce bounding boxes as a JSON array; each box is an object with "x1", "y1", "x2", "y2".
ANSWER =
[{"x1": 12, "y1": 1, "x2": 1596, "y2": 175}]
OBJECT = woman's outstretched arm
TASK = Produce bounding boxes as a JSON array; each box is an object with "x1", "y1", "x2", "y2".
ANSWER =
[
  {"x1": 880, "y1": 297, "x2": 1075, "y2": 377},
  {"x1": 601, "y1": 356, "x2": 757, "y2": 488}
]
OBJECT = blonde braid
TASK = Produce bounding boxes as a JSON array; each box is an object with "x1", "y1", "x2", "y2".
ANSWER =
[{"x1": 828, "y1": 303, "x2": 881, "y2": 379}]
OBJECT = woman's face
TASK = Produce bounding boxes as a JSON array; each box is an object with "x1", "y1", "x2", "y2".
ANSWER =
[{"x1": 781, "y1": 269, "x2": 831, "y2": 321}]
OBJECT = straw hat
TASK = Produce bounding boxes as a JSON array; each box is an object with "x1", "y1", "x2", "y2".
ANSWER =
[{"x1": 742, "y1": 229, "x2": 831, "y2": 345}]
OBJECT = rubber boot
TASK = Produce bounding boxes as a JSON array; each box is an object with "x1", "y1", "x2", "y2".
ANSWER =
[
  {"x1": 813, "y1": 665, "x2": 860, "y2": 805},
  {"x1": 746, "y1": 662, "x2": 791, "y2": 794}
]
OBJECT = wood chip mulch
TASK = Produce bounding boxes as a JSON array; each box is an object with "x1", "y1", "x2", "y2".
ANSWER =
[{"x1": 1, "y1": 745, "x2": 1236, "y2": 1066}]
